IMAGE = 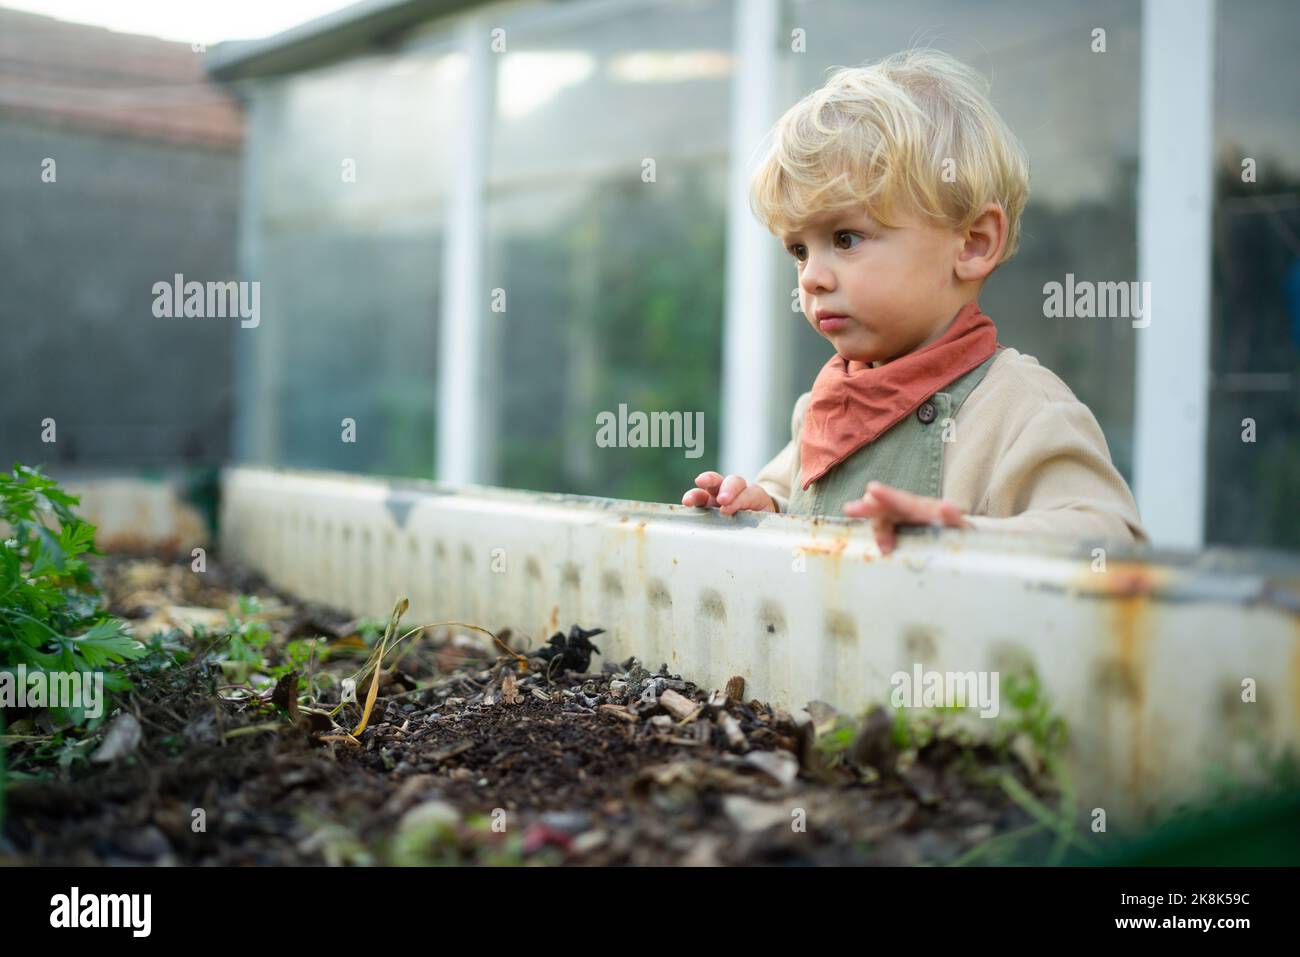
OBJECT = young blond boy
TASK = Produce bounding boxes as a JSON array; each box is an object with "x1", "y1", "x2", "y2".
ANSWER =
[{"x1": 682, "y1": 48, "x2": 1147, "y2": 554}]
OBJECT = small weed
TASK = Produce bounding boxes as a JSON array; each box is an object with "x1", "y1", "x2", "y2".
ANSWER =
[
  {"x1": 812, "y1": 715, "x2": 858, "y2": 761},
  {"x1": 999, "y1": 669, "x2": 1068, "y2": 767}
]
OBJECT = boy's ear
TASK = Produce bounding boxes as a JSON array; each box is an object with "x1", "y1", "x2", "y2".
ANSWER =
[{"x1": 954, "y1": 203, "x2": 1008, "y2": 282}]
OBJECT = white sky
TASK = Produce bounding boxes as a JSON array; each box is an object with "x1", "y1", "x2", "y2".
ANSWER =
[{"x1": 1, "y1": 0, "x2": 362, "y2": 44}]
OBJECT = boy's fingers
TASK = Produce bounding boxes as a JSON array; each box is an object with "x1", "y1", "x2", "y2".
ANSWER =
[
  {"x1": 843, "y1": 483, "x2": 967, "y2": 547},
  {"x1": 866, "y1": 481, "x2": 951, "y2": 524},
  {"x1": 872, "y1": 515, "x2": 897, "y2": 554},
  {"x1": 695, "y1": 471, "x2": 723, "y2": 493},
  {"x1": 681, "y1": 488, "x2": 713, "y2": 507},
  {"x1": 864, "y1": 481, "x2": 928, "y2": 517},
  {"x1": 860, "y1": 482, "x2": 969, "y2": 533},
  {"x1": 938, "y1": 500, "x2": 971, "y2": 528},
  {"x1": 843, "y1": 492, "x2": 884, "y2": 518},
  {"x1": 716, "y1": 474, "x2": 747, "y2": 505},
  {"x1": 720, "y1": 484, "x2": 770, "y2": 515}
]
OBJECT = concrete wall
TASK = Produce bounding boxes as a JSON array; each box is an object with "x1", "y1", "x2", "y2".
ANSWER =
[{"x1": 0, "y1": 117, "x2": 240, "y2": 469}]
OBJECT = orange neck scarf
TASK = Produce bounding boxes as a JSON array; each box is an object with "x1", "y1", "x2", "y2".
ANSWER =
[{"x1": 799, "y1": 301, "x2": 998, "y2": 490}]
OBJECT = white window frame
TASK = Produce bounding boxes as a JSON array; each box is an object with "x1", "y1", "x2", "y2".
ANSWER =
[{"x1": 1134, "y1": 0, "x2": 1216, "y2": 547}]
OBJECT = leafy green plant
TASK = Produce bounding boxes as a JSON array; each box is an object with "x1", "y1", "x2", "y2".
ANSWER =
[
  {"x1": 886, "y1": 668, "x2": 1069, "y2": 769},
  {"x1": 0, "y1": 464, "x2": 146, "y2": 724},
  {"x1": 1000, "y1": 669, "x2": 1069, "y2": 767},
  {"x1": 187, "y1": 593, "x2": 344, "y2": 697},
  {"x1": 198, "y1": 594, "x2": 272, "y2": 686},
  {"x1": 280, "y1": 638, "x2": 316, "y2": 674}
]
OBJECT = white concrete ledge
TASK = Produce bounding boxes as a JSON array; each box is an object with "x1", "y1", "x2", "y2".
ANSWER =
[{"x1": 218, "y1": 465, "x2": 1300, "y2": 822}]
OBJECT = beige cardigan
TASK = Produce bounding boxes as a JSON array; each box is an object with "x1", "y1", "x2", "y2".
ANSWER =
[{"x1": 754, "y1": 346, "x2": 1149, "y2": 544}]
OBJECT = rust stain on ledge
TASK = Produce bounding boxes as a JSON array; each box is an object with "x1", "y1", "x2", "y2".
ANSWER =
[
  {"x1": 799, "y1": 534, "x2": 851, "y2": 580},
  {"x1": 1110, "y1": 587, "x2": 1153, "y2": 792},
  {"x1": 1072, "y1": 560, "x2": 1170, "y2": 599},
  {"x1": 798, "y1": 538, "x2": 849, "y2": 558}
]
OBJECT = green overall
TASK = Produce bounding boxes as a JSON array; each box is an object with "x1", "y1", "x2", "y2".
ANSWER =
[{"x1": 786, "y1": 349, "x2": 1001, "y2": 517}]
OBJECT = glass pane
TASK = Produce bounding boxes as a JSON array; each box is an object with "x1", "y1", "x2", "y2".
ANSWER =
[
  {"x1": 485, "y1": 167, "x2": 726, "y2": 500},
  {"x1": 483, "y1": 0, "x2": 733, "y2": 501},
  {"x1": 256, "y1": 224, "x2": 440, "y2": 478},
  {"x1": 1206, "y1": 0, "x2": 1300, "y2": 548},
  {"x1": 240, "y1": 50, "x2": 454, "y2": 477},
  {"x1": 259, "y1": 53, "x2": 457, "y2": 222}
]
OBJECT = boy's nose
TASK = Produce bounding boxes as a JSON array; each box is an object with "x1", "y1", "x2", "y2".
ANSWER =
[{"x1": 800, "y1": 256, "x2": 835, "y2": 295}]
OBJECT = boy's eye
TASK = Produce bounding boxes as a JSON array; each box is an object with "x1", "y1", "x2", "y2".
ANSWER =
[{"x1": 785, "y1": 231, "x2": 864, "y2": 262}]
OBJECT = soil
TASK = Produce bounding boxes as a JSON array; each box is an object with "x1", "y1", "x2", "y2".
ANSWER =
[{"x1": 1, "y1": 552, "x2": 1049, "y2": 866}]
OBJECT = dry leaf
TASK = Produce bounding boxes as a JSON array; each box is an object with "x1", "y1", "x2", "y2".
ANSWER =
[
  {"x1": 351, "y1": 597, "x2": 408, "y2": 738},
  {"x1": 352, "y1": 635, "x2": 387, "y2": 737},
  {"x1": 318, "y1": 734, "x2": 362, "y2": 747},
  {"x1": 272, "y1": 672, "x2": 300, "y2": 723}
]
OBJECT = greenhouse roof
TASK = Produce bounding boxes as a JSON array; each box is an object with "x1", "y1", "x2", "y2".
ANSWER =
[{"x1": 207, "y1": 0, "x2": 482, "y2": 81}]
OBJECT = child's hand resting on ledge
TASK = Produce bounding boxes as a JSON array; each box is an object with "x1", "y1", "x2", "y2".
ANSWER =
[
  {"x1": 681, "y1": 474, "x2": 968, "y2": 555},
  {"x1": 843, "y1": 480, "x2": 971, "y2": 555},
  {"x1": 681, "y1": 471, "x2": 776, "y2": 516}
]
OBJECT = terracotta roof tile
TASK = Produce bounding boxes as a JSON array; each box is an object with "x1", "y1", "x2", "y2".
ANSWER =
[{"x1": 0, "y1": 7, "x2": 243, "y2": 149}]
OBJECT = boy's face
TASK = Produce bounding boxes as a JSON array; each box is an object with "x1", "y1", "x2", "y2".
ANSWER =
[{"x1": 783, "y1": 205, "x2": 968, "y2": 366}]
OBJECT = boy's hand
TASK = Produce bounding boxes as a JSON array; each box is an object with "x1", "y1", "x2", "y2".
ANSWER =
[
  {"x1": 842, "y1": 480, "x2": 970, "y2": 555},
  {"x1": 681, "y1": 471, "x2": 776, "y2": 516}
]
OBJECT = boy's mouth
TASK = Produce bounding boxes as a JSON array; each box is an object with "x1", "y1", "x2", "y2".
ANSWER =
[{"x1": 815, "y1": 308, "x2": 849, "y2": 333}]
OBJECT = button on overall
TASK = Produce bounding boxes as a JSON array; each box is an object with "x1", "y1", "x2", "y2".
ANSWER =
[{"x1": 916, "y1": 400, "x2": 937, "y2": 424}]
